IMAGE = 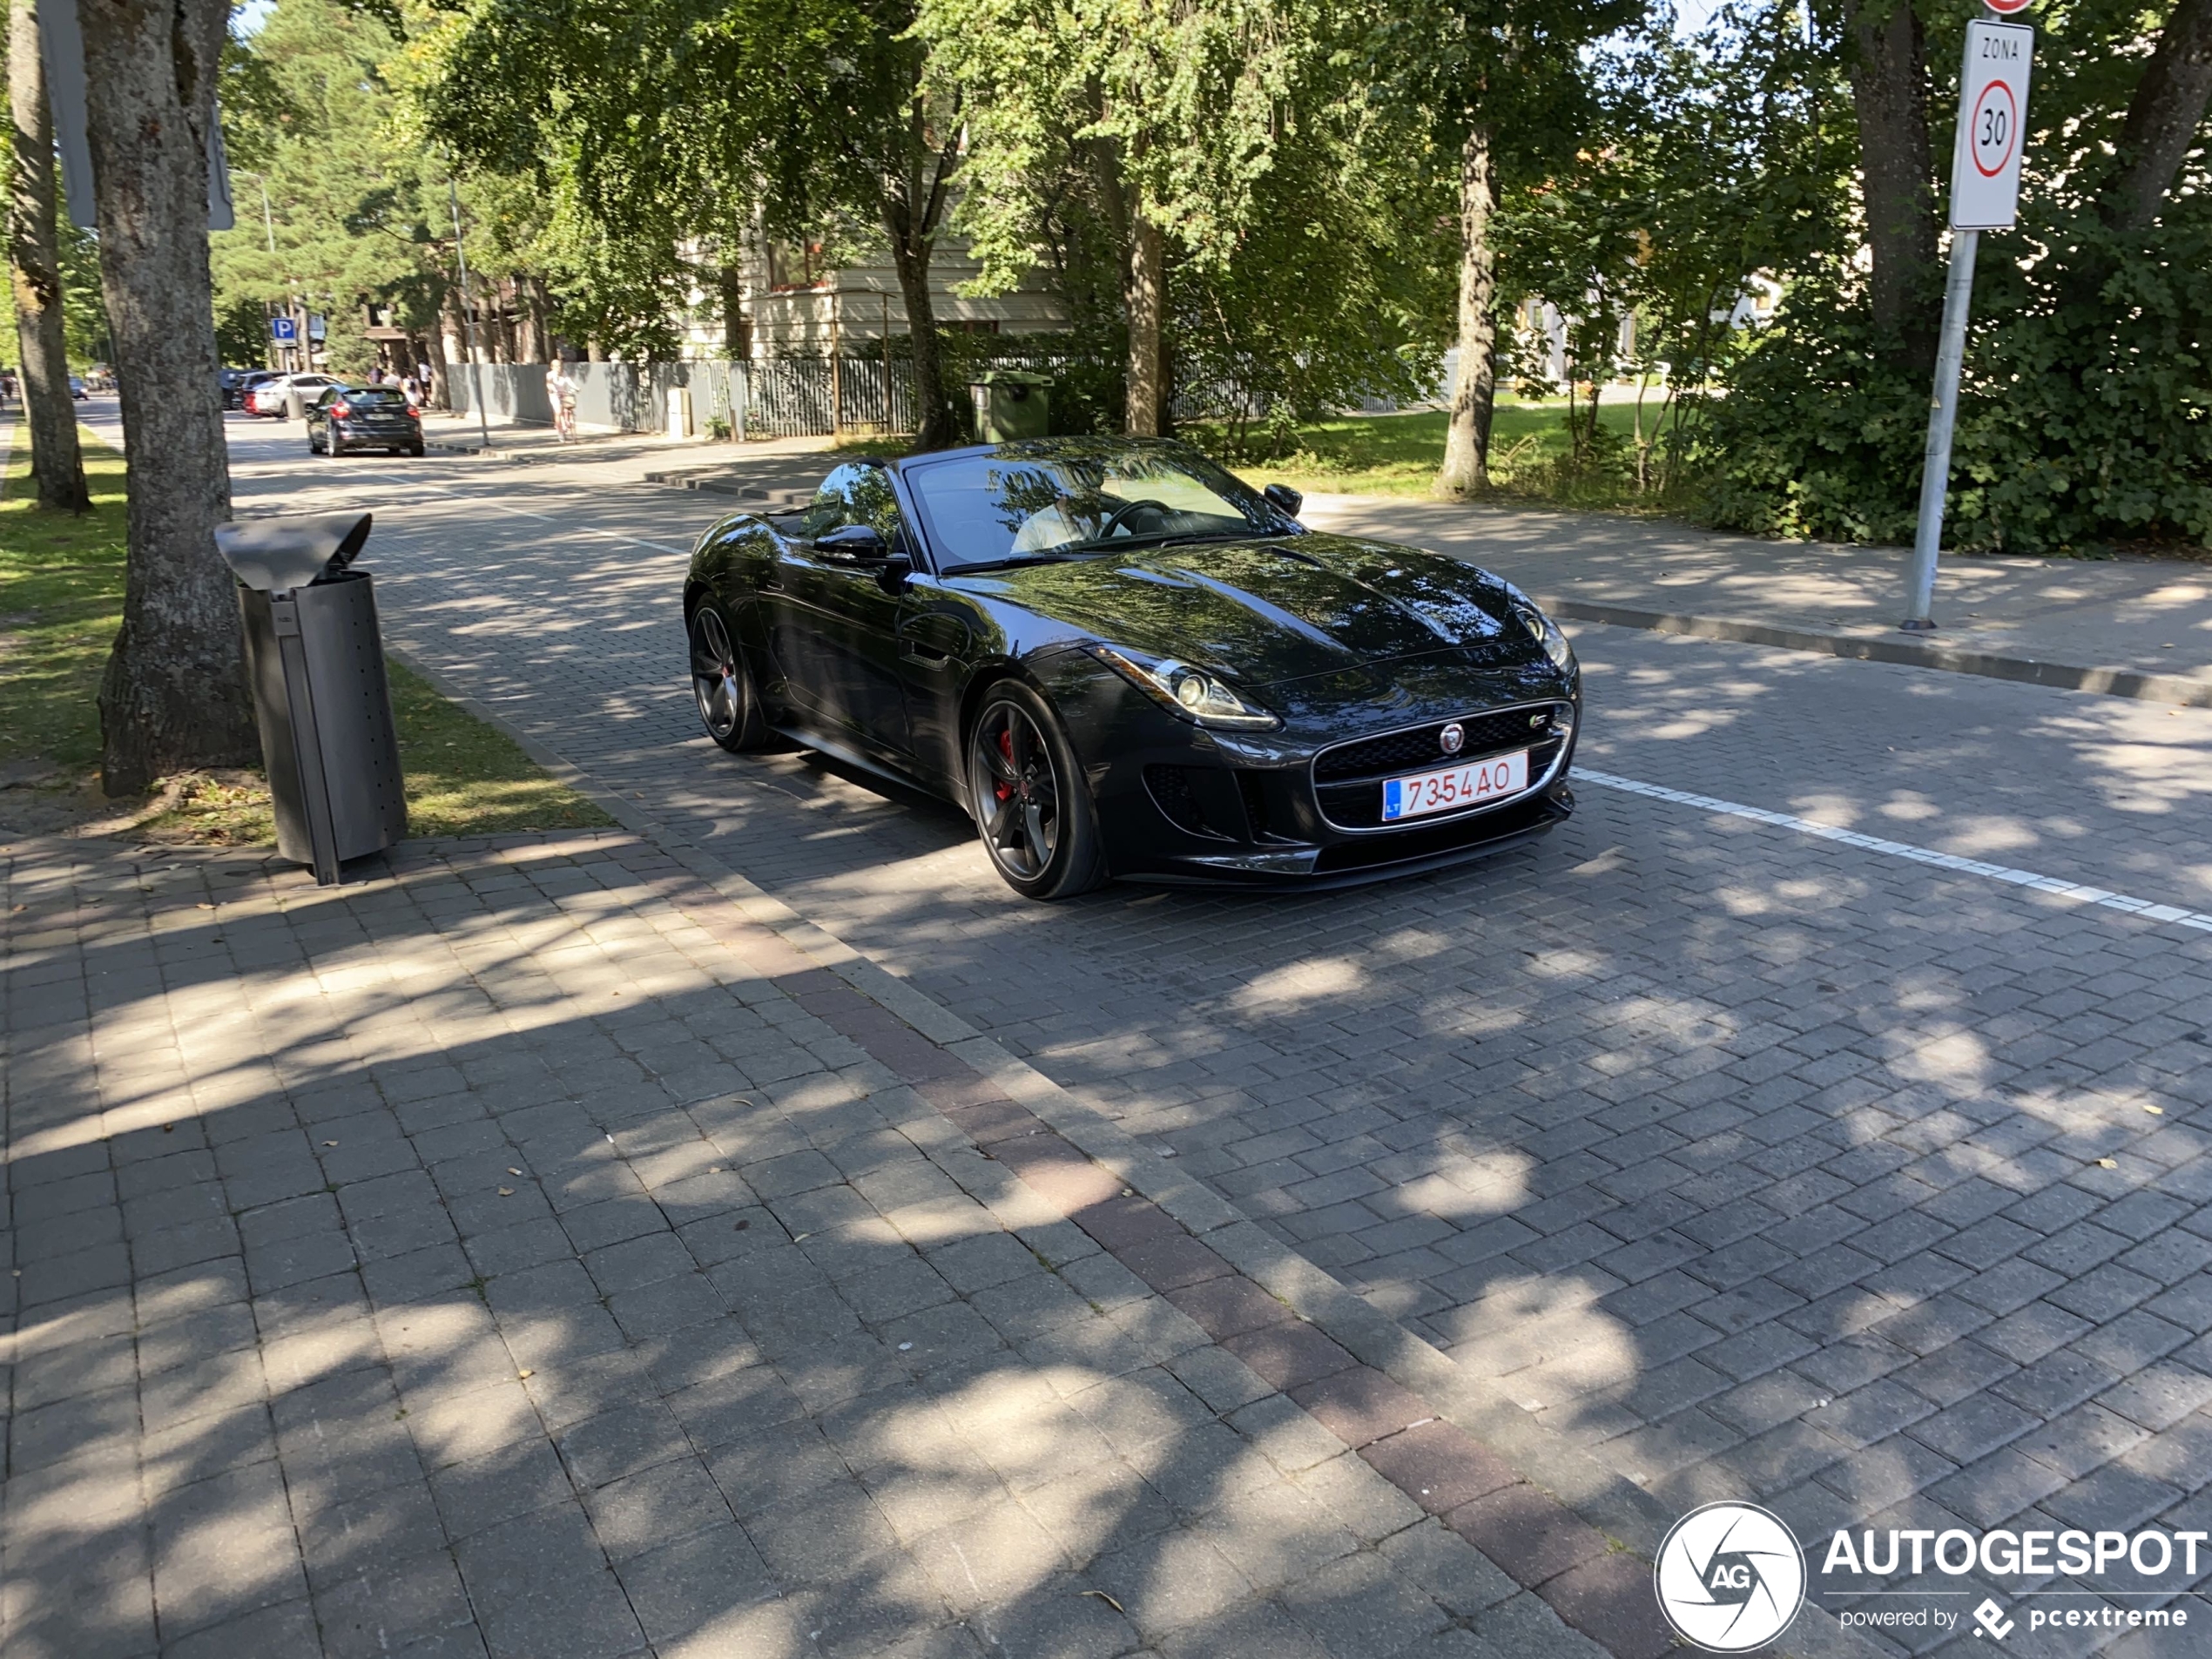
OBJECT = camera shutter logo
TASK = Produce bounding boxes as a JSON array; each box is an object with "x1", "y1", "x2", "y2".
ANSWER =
[{"x1": 1653, "y1": 1502, "x2": 1805, "y2": 1652}]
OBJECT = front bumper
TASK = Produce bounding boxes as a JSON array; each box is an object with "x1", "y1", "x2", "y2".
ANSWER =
[{"x1": 1042, "y1": 650, "x2": 1581, "y2": 888}]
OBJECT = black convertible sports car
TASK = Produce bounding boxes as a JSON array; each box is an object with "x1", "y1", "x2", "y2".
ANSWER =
[{"x1": 683, "y1": 437, "x2": 1580, "y2": 899}]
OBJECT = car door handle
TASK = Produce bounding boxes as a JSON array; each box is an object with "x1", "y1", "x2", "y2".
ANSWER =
[
  {"x1": 898, "y1": 615, "x2": 970, "y2": 664},
  {"x1": 760, "y1": 566, "x2": 783, "y2": 591}
]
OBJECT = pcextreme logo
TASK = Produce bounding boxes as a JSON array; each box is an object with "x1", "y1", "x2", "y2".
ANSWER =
[{"x1": 1653, "y1": 1502, "x2": 1807, "y2": 1652}]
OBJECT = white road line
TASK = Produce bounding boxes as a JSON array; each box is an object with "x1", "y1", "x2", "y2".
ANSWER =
[{"x1": 1578, "y1": 767, "x2": 2212, "y2": 937}]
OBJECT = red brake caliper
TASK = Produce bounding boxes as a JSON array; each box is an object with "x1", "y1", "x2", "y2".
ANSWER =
[{"x1": 994, "y1": 727, "x2": 1015, "y2": 801}]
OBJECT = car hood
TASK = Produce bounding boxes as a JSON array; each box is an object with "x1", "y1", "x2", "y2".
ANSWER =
[{"x1": 952, "y1": 533, "x2": 1534, "y2": 687}]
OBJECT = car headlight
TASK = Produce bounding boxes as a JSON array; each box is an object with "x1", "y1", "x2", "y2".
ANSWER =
[
  {"x1": 1510, "y1": 601, "x2": 1576, "y2": 673},
  {"x1": 1089, "y1": 644, "x2": 1280, "y2": 730}
]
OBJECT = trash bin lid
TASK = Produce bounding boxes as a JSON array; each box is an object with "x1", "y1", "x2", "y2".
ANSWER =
[
  {"x1": 973, "y1": 369, "x2": 1054, "y2": 388},
  {"x1": 217, "y1": 511, "x2": 374, "y2": 590}
]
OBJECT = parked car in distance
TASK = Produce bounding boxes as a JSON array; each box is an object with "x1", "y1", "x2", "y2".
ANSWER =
[
  {"x1": 68, "y1": 375, "x2": 86, "y2": 401},
  {"x1": 307, "y1": 384, "x2": 425, "y2": 457},
  {"x1": 221, "y1": 368, "x2": 279, "y2": 410},
  {"x1": 246, "y1": 374, "x2": 341, "y2": 417}
]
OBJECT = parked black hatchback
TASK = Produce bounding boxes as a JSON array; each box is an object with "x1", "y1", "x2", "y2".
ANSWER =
[{"x1": 307, "y1": 385, "x2": 424, "y2": 457}]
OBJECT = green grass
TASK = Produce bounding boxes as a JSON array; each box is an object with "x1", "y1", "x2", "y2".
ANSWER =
[
  {"x1": 1187, "y1": 398, "x2": 1672, "y2": 507},
  {"x1": 825, "y1": 395, "x2": 1680, "y2": 511},
  {"x1": 0, "y1": 425, "x2": 128, "y2": 774},
  {"x1": 0, "y1": 421, "x2": 613, "y2": 844}
]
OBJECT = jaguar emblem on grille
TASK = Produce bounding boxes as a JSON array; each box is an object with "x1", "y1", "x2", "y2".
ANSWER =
[{"x1": 1439, "y1": 722, "x2": 1465, "y2": 755}]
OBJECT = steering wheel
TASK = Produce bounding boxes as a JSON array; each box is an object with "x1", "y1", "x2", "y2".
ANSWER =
[{"x1": 1098, "y1": 498, "x2": 1173, "y2": 539}]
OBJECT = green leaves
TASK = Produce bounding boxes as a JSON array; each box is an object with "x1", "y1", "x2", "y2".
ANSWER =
[{"x1": 1696, "y1": 200, "x2": 2212, "y2": 551}]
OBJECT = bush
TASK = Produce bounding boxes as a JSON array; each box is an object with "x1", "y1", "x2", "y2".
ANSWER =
[{"x1": 1694, "y1": 204, "x2": 2212, "y2": 554}]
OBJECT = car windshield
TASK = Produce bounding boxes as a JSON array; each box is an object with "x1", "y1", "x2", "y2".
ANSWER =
[{"x1": 903, "y1": 442, "x2": 1291, "y2": 573}]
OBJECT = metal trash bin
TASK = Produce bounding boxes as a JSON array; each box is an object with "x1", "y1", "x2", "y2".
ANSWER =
[
  {"x1": 969, "y1": 370, "x2": 1052, "y2": 442},
  {"x1": 217, "y1": 511, "x2": 407, "y2": 884}
]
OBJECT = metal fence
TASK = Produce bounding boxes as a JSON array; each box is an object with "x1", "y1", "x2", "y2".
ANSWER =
[
  {"x1": 741, "y1": 356, "x2": 917, "y2": 439},
  {"x1": 448, "y1": 350, "x2": 1096, "y2": 441}
]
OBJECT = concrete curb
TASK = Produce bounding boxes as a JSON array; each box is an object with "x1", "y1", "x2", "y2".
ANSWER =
[
  {"x1": 1539, "y1": 595, "x2": 2212, "y2": 710},
  {"x1": 641, "y1": 469, "x2": 769, "y2": 501},
  {"x1": 383, "y1": 640, "x2": 1885, "y2": 1659}
]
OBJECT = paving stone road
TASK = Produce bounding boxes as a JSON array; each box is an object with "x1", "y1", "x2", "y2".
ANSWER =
[
  {"x1": 3, "y1": 830, "x2": 1643, "y2": 1659},
  {"x1": 52, "y1": 411, "x2": 2212, "y2": 1656}
]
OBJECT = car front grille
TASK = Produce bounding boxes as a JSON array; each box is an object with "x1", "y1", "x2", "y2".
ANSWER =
[
  {"x1": 1312, "y1": 702, "x2": 1570, "y2": 831},
  {"x1": 1313, "y1": 705, "x2": 1563, "y2": 783}
]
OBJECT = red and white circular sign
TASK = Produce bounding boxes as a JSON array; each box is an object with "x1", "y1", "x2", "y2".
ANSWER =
[
  {"x1": 1970, "y1": 78, "x2": 2020, "y2": 177},
  {"x1": 1983, "y1": 0, "x2": 2031, "y2": 13}
]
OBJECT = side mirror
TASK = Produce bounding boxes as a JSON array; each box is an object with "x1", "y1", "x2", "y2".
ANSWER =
[
  {"x1": 1263, "y1": 482, "x2": 1304, "y2": 519},
  {"x1": 813, "y1": 523, "x2": 888, "y2": 560},
  {"x1": 875, "y1": 554, "x2": 914, "y2": 596}
]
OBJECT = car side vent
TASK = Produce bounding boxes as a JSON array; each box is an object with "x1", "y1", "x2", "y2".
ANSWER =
[
  {"x1": 1235, "y1": 771, "x2": 1272, "y2": 840},
  {"x1": 1143, "y1": 765, "x2": 1223, "y2": 839}
]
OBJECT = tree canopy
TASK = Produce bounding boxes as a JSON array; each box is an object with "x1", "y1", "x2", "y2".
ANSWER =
[{"x1": 211, "y1": 0, "x2": 2212, "y2": 542}]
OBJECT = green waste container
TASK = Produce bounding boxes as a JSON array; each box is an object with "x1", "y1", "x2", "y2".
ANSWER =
[{"x1": 970, "y1": 370, "x2": 1052, "y2": 442}]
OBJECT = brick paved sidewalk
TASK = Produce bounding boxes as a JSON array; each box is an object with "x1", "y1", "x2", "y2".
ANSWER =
[
  {"x1": 1297, "y1": 494, "x2": 2212, "y2": 706},
  {"x1": 1, "y1": 831, "x2": 1659, "y2": 1659}
]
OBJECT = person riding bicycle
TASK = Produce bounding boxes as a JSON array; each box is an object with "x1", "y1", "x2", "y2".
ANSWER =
[{"x1": 546, "y1": 360, "x2": 578, "y2": 442}]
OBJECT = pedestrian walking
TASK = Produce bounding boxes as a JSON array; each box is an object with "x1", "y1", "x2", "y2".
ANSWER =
[{"x1": 546, "y1": 359, "x2": 578, "y2": 442}]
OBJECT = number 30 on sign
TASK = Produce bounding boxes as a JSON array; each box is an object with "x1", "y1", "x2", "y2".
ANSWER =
[{"x1": 1950, "y1": 20, "x2": 2034, "y2": 230}]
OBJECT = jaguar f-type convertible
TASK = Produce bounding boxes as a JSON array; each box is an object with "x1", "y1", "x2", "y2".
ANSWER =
[{"x1": 682, "y1": 437, "x2": 1580, "y2": 899}]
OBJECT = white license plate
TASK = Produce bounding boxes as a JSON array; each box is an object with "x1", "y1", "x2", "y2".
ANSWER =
[{"x1": 1380, "y1": 750, "x2": 1528, "y2": 822}]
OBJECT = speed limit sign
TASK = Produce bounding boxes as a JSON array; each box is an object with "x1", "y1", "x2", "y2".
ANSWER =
[{"x1": 1950, "y1": 20, "x2": 2034, "y2": 229}]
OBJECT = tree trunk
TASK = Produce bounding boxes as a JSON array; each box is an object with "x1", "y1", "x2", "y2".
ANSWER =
[
  {"x1": 8, "y1": 0, "x2": 88, "y2": 512},
  {"x1": 884, "y1": 208, "x2": 957, "y2": 448},
  {"x1": 529, "y1": 275, "x2": 553, "y2": 362},
  {"x1": 426, "y1": 299, "x2": 455, "y2": 409},
  {"x1": 2106, "y1": 0, "x2": 2212, "y2": 231},
  {"x1": 1155, "y1": 322, "x2": 1176, "y2": 437},
  {"x1": 82, "y1": 0, "x2": 254, "y2": 795},
  {"x1": 719, "y1": 259, "x2": 749, "y2": 360},
  {"x1": 1843, "y1": 0, "x2": 1939, "y2": 371},
  {"x1": 1435, "y1": 123, "x2": 1499, "y2": 499},
  {"x1": 1124, "y1": 210, "x2": 1163, "y2": 437},
  {"x1": 514, "y1": 279, "x2": 543, "y2": 363}
]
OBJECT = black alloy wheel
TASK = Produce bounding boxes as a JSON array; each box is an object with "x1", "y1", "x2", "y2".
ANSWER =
[
  {"x1": 966, "y1": 682, "x2": 1105, "y2": 900},
  {"x1": 689, "y1": 604, "x2": 766, "y2": 752}
]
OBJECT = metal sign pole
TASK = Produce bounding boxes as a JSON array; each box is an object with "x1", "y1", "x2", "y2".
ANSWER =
[
  {"x1": 1901, "y1": 230, "x2": 1979, "y2": 631},
  {"x1": 448, "y1": 177, "x2": 495, "y2": 453},
  {"x1": 1900, "y1": 3, "x2": 2031, "y2": 631}
]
